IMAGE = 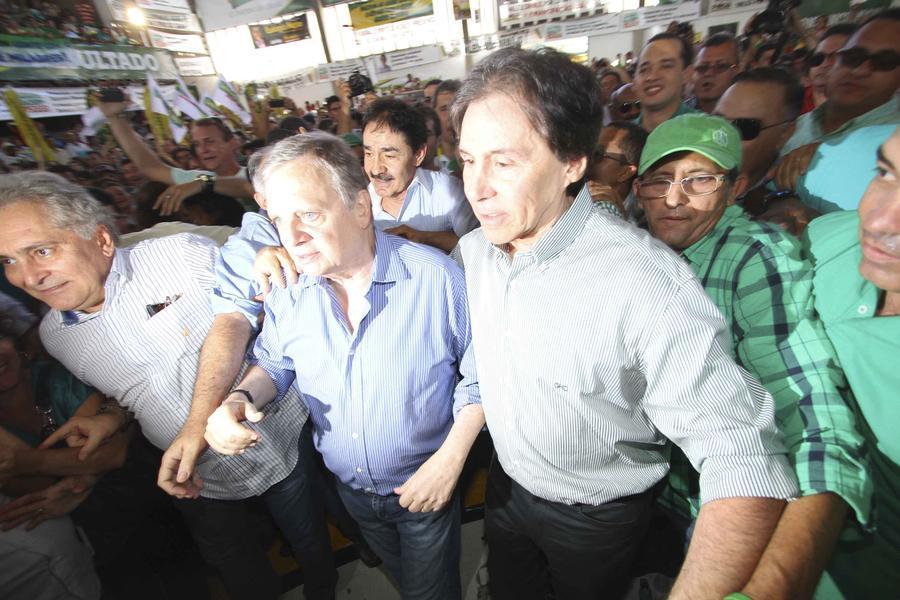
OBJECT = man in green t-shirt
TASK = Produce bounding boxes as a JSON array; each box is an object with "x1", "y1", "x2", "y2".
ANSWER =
[
  {"x1": 636, "y1": 113, "x2": 871, "y2": 599},
  {"x1": 804, "y1": 126, "x2": 900, "y2": 598}
]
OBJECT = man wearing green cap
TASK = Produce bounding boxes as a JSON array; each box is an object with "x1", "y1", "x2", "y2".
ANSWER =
[{"x1": 637, "y1": 113, "x2": 871, "y2": 599}]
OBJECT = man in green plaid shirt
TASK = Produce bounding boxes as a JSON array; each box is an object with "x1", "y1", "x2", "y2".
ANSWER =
[{"x1": 636, "y1": 114, "x2": 871, "y2": 599}]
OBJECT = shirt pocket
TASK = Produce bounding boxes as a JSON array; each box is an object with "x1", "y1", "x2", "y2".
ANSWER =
[{"x1": 137, "y1": 294, "x2": 210, "y2": 360}]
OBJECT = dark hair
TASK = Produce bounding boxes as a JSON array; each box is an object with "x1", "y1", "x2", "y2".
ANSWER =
[
  {"x1": 861, "y1": 7, "x2": 900, "y2": 27},
  {"x1": 362, "y1": 97, "x2": 427, "y2": 152},
  {"x1": 450, "y1": 48, "x2": 604, "y2": 165},
  {"x1": 597, "y1": 68, "x2": 623, "y2": 85},
  {"x1": 170, "y1": 146, "x2": 193, "y2": 159},
  {"x1": 604, "y1": 121, "x2": 648, "y2": 166},
  {"x1": 424, "y1": 78, "x2": 442, "y2": 88},
  {"x1": 415, "y1": 103, "x2": 442, "y2": 139},
  {"x1": 734, "y1": 67, "x2": 804, "y2": 120},
  {"x1": 646, "y1": 32, "x2": 693, "y2": 69},
  {"x1": 241, "y1": 139, "x2": 265, "y2": 154},
  {"x1": 192, "y1": 117, "x2": 234, "y2": 141},
  {"x1": 700, "y1": 32, "x2": 740, "y2": 63},
  {"x1": 279, "y1": 115, "x2": 306, "y2": 132},
  {"x1": 819, "y1": 23, "x2": 858, "y2": 43},
  {"x1": 181, "y1": 191, "x2": 245, "y2": 227},
  {"x1": 325, "y1": 95, "x2": 340, "y2": 106},
  {"x1": 133, "y1": 180, "x2": 172, "y2": 229},
  {"x1": 433, "y1": 79, "x2": 462, "y2": 106}
]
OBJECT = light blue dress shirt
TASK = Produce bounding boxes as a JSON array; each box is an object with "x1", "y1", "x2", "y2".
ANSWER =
[{"x1": 251, "y1": 230, "x2": 481, "y2": 495}]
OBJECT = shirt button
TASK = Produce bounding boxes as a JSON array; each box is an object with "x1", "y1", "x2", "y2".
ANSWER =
[
  {"x1": 356, "y1": 467, "x2": 363, "y2": 473},
  {"x1": 365, "y1": 487, "x2": 373, "y2": 493},
  {"x1": 858, "y1": 305, "x2": 868, "y2": 314},
  {"x1": 352, "y1": 432, "x2": 359, "y2": 439}
]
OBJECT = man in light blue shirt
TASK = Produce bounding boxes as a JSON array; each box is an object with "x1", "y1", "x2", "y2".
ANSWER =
[
  {"x1": 363, "y1": 97, "x2": 478, "y2": 253},
  {"x1": 205, "y1": 132, "x2": 484, "y2": 600}
]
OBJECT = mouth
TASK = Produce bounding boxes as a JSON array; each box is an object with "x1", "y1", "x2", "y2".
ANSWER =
[
  {"x1": 36, "y1": 281, "x2": 68, "y2": 296},
  {"x1": 644, "y1": 84, "x2": 664, "y2": 96},
  {"x1": 475, "y1": 211, "x2": 506, "y2": 226},
  {"x1": 862, "y1": 240, "x2": 900, "y2": 263},
  {"x1": 293, "y1": 250, "x2": 320, "y2": 265}
]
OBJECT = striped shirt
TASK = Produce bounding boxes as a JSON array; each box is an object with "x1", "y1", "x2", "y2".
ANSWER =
[
  {"x1": 455, "y1": 186, "x2": 799, "y2": 506},
  {"x1": 369, "y1": 167, "x2": 479, "y2": 237},
  {"x1": 252, "y1": 230, "x2": 480, "y2": 496},
  {"x1": 40, "y1": 234, "x2": 307, "y2": 501}
]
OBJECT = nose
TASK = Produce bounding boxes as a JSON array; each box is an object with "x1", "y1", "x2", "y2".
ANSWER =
[
  {"x1": 464, "y1": 159, "x2": 495, "y2": 203},
  {"x1": 18, "y1": 259, "x2": 49, "y2": 291},
  {"x1": 367, "y1": 152, "x2": 386, "y2": 175},
  {"x1": 282, "y1": 224, "x2": 312, "y2": 249},
  {"x1": 662, "y1": 181, "x2": 689, "y2": 209}
]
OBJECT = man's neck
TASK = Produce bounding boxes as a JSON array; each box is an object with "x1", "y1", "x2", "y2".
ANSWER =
[
  {"x1": 822, "y1": 99, "x2": 880, "y2": 135},
  {"x1": 507, "y1": 194, "x2": 575, "y2": 259},
  {"x1": 878, "y1": 290, "x2": 900, "y2": 317},
  {"x1": 380, "y1": 178, "x2": 415, "y2": 218},
  {"x1": 214, "y1": 161, "x2": 240, "y2": 177},
  {"x1": 642, "y1": 99, "x2": 681, "y2": 132},
  {"x1": 696, "y1": 97, "x2": 717, "y2": 114}
]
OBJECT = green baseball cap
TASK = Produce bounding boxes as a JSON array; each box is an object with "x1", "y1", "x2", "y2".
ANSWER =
[
  {"x1": 342, "y1": 132, "x2": 363, "y2": 147},
  {"x1": 638, "y1": 113, "x2": 742, "y2": 175}
]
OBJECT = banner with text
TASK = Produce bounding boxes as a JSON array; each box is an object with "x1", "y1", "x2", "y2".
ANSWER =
[
  {"x1": 499, "y1": 0, "x2": 589, "y2": 28},
  {"x1": 249, "y1": 14, "x2": 311, "y2": 47},
  {"x1": 175, "y1": 56, "x2": 218, "y2": 76},
  {"x1": 0, "y1": 85, "x2": 176, "y2": 121},
  {"x1": 108, "y1": 0, "x2": 203, "y2": 31},
  {"x1": 0, "y1": 36, "x2": 179, "y2": 81},
  {"x1": 349, "y1": 0, "x2": 434, "y2": 30},
  {"x1": 138, "y1": 0, "x2": 192, "y2": 14},
  {"x1": 545, "y1": 12, "x2": 618, "y2": 39},
  {"x1": 149, "y1": 29, "x2": 208, "y2": 54},
  {"x1": 361, "y1": 44, "x2": 441, "y2": 76},
  {"x1": 196, "y1": 0, "x2": 314, "y2": 32}
]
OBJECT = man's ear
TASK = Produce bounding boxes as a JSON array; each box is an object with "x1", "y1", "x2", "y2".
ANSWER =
[
  {"x1": 617, "y1": 165, "x2": 637, "y2": 184},
  {"x1": 413, "y1": 144, "x2": 427, "y2": 168},
  {"x1": 565, "y1": 155, "x2": 588, "y2": 186},
  {"x1": 253, "y1": 191, "x2": 267, "y2": 210},
  {"x1": 728, "y1": 173, "x2": 750, "y2": 205},
  {"x1": 96, "y1": 225, "x2": 115, "y2": 258},
  {"x1": 354, "y1": 188, "x2": 372, "y2": 226}
]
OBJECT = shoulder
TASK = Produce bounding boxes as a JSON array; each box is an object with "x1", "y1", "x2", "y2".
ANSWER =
[
  {"x1": 805, "y1": 211, "x2": 859, "y2": 267},
  {"x1": 423, "y1": 169, "x2": 465, "y2": 198},
  {"x1": 127, "y1": 232, "x2": 218, "y2": 256},
  {"x1": 720, "y1": 210, "x2": 803, "y2": 265},
  {"x1": 390, "y1": 233, "x2": 463, "y2": 276}
]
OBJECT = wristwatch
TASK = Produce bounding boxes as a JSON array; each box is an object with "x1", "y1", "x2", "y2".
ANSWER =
[
  {"x1": 96, "y1": 401, "x2": 133, "y2": 430},
  {"x1": 194, "y1": 173, "x2": 215, "y2": 193}
]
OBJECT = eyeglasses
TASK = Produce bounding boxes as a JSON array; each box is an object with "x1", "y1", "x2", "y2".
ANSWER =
[
  {"x1": 808, "y1": 50, "x2": 839, "y2": 68},
  {"x1": 637, "y1": 173, "x2": 727, "y2": 198},
  {"x1": 836, "y1": 47, "x2": 900, "y2": 72},
  {"x1": 593, "y1": 150, "x2": 632, "y2": 166},
  {"x1": 694, "y1": 63, "x2": 736, "y2": 76},
  {"x1": 611, "y1": 100, "x2": 641, "y2": 113},
  {"x1": 727, "y1": 117, "x2": 793, "y2": 141}
]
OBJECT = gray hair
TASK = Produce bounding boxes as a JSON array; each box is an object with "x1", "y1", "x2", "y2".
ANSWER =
[
  {"x1": 0, "y1": 171, "x2": 117, "y2": 241},
  {"x1": 254, "y1": 131, "x2": 369, "y2": 210}
]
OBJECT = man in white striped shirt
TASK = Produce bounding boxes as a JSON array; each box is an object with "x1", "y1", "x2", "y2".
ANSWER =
[
  {"x1": 0, "y1": 172, "x2": 313, "y2": 600},
  {"x1": 451, "y1": 48, "x2": 799, "y2": 600}
]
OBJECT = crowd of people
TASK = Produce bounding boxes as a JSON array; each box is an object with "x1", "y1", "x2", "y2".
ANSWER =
[
  {"x1": 0, "y1": 0, "x2": 125, "y2": 44},
  {"x1": 0, "y1": 5, "x2": 898, "y2": 600}
]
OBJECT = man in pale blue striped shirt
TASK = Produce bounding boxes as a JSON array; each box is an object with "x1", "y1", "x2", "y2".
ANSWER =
[
  {"x1": 451, "y1": 47, "x2": 798, "y2": 600},
  {"x1": 0, "y1": 172, "x2": 315, "y2": 600},
  {"x1": 204, "y1": 131, "x2": 484, "y2": 600}
]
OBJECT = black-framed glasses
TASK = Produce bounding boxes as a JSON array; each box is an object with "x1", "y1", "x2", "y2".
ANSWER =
[
  {"x1": 808, "y1": 50, "x2": 839, "y2": 68},
  {"x1": 837, "y1": 47, "x2": 900, "y2": 72},
  {"x1": 611, "y1": 100, "x2": 641, "y2": 113},
  {"x1": 728, "y1": 117, "x2": 793, "y2": 141},
  {"x1": 694, "y1": 62, "x2": 737, "y2": 76},
  {"x1": 637, "y1": 173, "x2": 727, "y2": 198},
  {"x1": 593, "y1": 150, "x2": 632, "y2": 166}
]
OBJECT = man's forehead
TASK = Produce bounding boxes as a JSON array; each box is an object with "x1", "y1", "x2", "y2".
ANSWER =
[
  {"x1": 641, "y1": 39, "x2": 680, "y2": 62},
  {"x1": 849, "y1": 21, "x2": 900, "y2": 51},
  {"x1": 698, "y1": 43, "x2": 736, "y2": 63}
]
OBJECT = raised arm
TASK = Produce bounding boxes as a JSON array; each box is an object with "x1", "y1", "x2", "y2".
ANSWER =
[{"x1": 98, "y1": 100, "x2": 175, "y2": 184}]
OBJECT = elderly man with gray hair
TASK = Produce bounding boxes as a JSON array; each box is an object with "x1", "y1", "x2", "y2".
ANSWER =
[
  {"x1": 0, "y1": 171, "x2": 331, "y2": 600},
  {"x1": 204, "y1": 130, "x2": 484, "y2": 600}
]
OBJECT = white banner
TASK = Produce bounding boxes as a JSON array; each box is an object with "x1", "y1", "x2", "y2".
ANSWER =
[
  {"x1": 361, "y1": 44, "x2": 442, "y2": 78},
  {"x1": 315, "y1": 58, "x2": 366, "y2": 82},
  {"x1": 148, "y1": 29, "x2": 208, "y2": 54},
  {"x1": 195, "y1": 0, "x2": 315, "y2": 32},
  {"x1": 108, "y1": 1, "x2": 203, "y2": 32},
  {"x1": 549, "y1": 13, "x2": 618, "y2": 39},
  {"x1": 175, "y1": 56, "x2": 217, "y2": 77},
  {"x1": 137, "y1": 0, "x2": 193, "y2": 14},
  {"x1": 638, "y1": 1, "x2": 701, "y2": 28},
  {"x1": 498, "y1": 0, "x2": 590, "y2": 28},
  {"x1": 0, "y1": 85, "x2": 176, "y2": 121}
]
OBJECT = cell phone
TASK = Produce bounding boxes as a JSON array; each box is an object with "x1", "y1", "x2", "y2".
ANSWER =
[
  {"x1": 98, "y1": 88, "x2": 126, "y2": 103},
  {"x1": 268, "y1": 98, "x2": 285, "y2": 108}
]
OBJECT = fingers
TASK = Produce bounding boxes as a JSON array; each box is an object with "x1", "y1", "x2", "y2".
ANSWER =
[
  {"x1": 245, "y1": 404, "x2": 265, "y2": 423},
  {"x1": 38, "y1": 422, "x2": 75, "y2": 449},
  {"x1": 275, "y1": 249, "x2": 297, "y2": 287},
  {"x1": 205, "y1": 405, "x2": 260, "y2": 455},
  {"x1": 77, "y1": 428, "x2": 108, "y2": 461}
]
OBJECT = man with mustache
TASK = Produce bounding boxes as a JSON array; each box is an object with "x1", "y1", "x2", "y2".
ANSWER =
[
  {"x1": 803, "y1": 126, "x2": 900, "y2": 598},
  {"x1": 363, "y1": 98, "x2": 477, "y2": 252},
  {"x1": 637, "y1": 113, "x2": 870, "y2": 599}
]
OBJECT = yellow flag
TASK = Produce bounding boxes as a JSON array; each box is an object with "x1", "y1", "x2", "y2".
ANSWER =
[
  {"x1": 2, "y1": 88, "x2": 56, "y2": 165},
  {"x1": 142, "y1": 84, "x2": 172, "y2": 153}
]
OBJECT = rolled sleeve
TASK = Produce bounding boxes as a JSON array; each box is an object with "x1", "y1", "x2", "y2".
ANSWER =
[
  {"x1": 641, "y1": 280, "x2": 799, "y2": 505},
  {"x1": 251, "y1": 296, "x2": 296, "y2": 400}
]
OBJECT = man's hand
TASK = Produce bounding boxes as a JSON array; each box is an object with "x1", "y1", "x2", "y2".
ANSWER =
[
  {"x1": 586, "y1": 181, "x2": 625, "y2": 214},
  {"x1": 774, "y1": 143, "x2": 820, "y2": 191},
  {"x1": 205, "y1": 398, "x2": 264, "y2": 455},
  {"x1": 253, "y1": 246, "x2": 299, "y2": 295},
  {"x1": 757, "y1": 197, "x2": 821, "y2": 237},
  {"x1": 0, "y1": 474, "x2": 96, "y2": 531},
  {"x1": 38, "y1": 413, "x2": 122, "y2": 460},
  {"x1": 394, "y1": 449, "x2": 464, "y2": 513},
  {"x1": 158, "y1": 426, "x2": 207, "y2": 499},
  {"x1": 384, "y1": 225, "x2": 432, "y2": 245},
  {"x1": 155, "y1": 180, "x2": 202, "y2": 216},
  {"x1": 0, "y1": 446, "x2": 18, "y2": 484},
  {"x1": 96, "y1": 99, "x2": 129, "y2": 119}
]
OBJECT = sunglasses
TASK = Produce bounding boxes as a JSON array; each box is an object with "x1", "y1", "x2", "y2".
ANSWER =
[
  {"x1": 694, "y1": 63, "x2": 736, "y2": 76},
  {"x1": 728, "y1": 117, "x2": 792, "y2": 141},
  {"x1": 836, "y1": 47, "x2": 900, "y2": 72},
  {"x1": 808, "y1": 50, "x2": 839, "y2": 68},
  {"x1": 612, "y1": 100, "x2": 641, "y2": 113}
]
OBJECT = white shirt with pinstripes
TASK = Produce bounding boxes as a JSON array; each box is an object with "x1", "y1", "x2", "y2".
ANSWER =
[
  {"x1": 39, "y1": 233, "x2": 307, "y2": 501},
  {"x1": 456, "y1": 186, "x2": 799, "y2": 506}
]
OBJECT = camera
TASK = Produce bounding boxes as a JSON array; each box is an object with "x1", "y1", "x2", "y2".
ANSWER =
[
  {"x1": 749, "y1": 0, "x2": 802, "y2": 35},
  {"x1": 268, "y1": 98, "x2": 285, "y2": 108},
  {"x1": 97, "y1": 88, "x2": 126, "y2": 103},
  {"x1": 347, "y1": 70, "x2": 374, "y2": 97}
]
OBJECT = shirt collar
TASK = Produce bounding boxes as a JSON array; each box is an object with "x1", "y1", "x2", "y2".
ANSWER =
[
  {"x1": 682, "y1": 204, "x2": 744, "y2": 267},
  {"x1": 57, "y1": 248, "x2": 126, "y2": 326},
  {"x1": 817, "y1": 96, "x2": 900, "y2": 137},
  {"x1": 491, "y1": 184, "x2": 592, "y2": 266},
  {"x1": 299, "y1": 229, "x2": 409, "y2": 290}
]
